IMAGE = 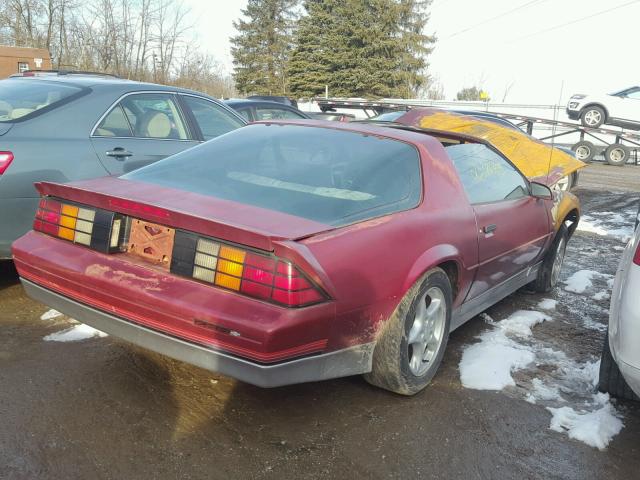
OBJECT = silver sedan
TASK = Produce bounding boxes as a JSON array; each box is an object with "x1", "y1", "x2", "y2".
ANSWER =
[{"x1": 599, "y1": 205, "x2": 640, "y2": 400}]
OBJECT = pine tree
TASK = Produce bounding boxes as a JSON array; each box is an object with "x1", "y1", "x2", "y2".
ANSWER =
[
  {"x1": 395, "y1": 0, "x2": 436, "y2": 98},
  {"x1": 288, "y1": 0, "x2": 436, "y2": 99},
  {"x1": 286, "y1": 0, "x2": 333, "y2": 98},
  {"x1": 231, "y1": 0, "x2": 298, "y2": 95}
]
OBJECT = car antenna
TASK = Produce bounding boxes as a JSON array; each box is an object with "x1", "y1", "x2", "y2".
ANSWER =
[{"x1": 547, "y1": 80, "x2": 565, "y2": 185}]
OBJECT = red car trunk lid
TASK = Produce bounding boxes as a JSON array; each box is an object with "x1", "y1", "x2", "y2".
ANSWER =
[{"x1": 36, "y1": 177, "x2": 333, "y2": 252}]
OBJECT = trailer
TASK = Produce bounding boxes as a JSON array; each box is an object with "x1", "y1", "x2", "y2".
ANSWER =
[{"x1": 313, "y1": 97, "x2": 640, "y2": 166}]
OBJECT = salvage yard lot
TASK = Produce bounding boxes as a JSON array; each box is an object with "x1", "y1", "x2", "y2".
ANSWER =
[{"x1": 1, "y1": 164, "x2": 639, "y2": 480}]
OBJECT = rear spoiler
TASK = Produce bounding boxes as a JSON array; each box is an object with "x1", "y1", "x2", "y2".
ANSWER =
[{"x1": 35, "y1": 180, "x2": 329, "y2": 252}]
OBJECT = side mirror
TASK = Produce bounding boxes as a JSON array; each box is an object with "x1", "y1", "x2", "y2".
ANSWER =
[{"x1": 531, "y1": 181, "x2": 553, "y2": 199}]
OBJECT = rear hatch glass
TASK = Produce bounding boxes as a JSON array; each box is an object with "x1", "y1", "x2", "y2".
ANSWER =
[
  {"x1": 123, "y1": 124, "x2": 422, "y2": 226},
  {"x1": 0, "y1": 79, "x2": 84, "y2": 123}
]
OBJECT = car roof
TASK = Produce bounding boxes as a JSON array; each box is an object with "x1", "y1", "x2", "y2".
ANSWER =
[{"x1": 6, "y1": 74, "x2": 215, "y2": 97}]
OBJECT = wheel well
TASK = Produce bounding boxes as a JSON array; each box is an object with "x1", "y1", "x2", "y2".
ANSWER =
[
  {"x1": 437, "y1": 260, "x2": 459, "y2": 302},
  {"x1": 563, "y1": 209, "x2": 580, "y2": 237},
  {"x1": 581, "y1": 103, "x2": 608, "y2": 120}
]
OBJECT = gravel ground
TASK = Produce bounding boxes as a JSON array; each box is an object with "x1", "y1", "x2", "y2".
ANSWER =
[{"x1": 0, "y1": 164, "x2": 639, "y2": 480}]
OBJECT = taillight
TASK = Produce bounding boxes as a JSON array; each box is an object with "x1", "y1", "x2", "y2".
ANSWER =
[
  {"x1": 33, "y1": 197, "x2": 126, "y2": 253},
  {"x1": 0, "y1": 151, "x2": 14, "y2": 175},
  {"x1": 634, "y1": 242, "x2": 640, "y2": 266},
  {"x1": 171, "y1": 231, "x2": 326, "y2": 307}
]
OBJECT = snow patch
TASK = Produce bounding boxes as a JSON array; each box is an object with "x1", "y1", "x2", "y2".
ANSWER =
[
  {"x1": 40, "y1": 309, "x2": 63, "y2": 321},
  {"x1": 581, "y1": 316, "x2": 607, "y2": 332},
  {"x1": 577, "y1": 213, "x2": 634, "y2": 243},
  {"x1": 538, "y1": 298, "x2": 557, "y2": 310},
  {"x1": 592, "y1": 290, "x2": 610, "y2": 301},
  {"x1": 44, "y1": 324, "x2": 108, "y2": 342},
  {"x1": 547, "y1": 394, "x2": 624, "y2": 451},
  {"x1": 564, "y1": 270, "x2": 598, "y2": 294},
  {"x1": 577, "y1": 219, "x2": 608, "y2": 236},
  {"x1": 459, "y1": 310, "x2": 550, "y2": 390},
  {"x1": 526, "y1": 378, "x2": 562, "y2": 404},
  {"x1": 459, "y1": 309, "x2": 624, "y2": 449}
]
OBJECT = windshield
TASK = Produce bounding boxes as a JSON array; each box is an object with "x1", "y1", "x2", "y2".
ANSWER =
[
  {"x1": 0, "y1": 79, "x2": 83, "y2": 122},
  {"x1": 124, "y1": 124, "x2": 422, "y2": 226}
]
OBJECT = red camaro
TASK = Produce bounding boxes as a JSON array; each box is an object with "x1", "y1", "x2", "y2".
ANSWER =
[{"x1": 12, "y1": 120, "x2": 580, "y2": 395}]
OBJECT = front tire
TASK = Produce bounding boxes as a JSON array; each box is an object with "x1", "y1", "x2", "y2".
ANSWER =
[
  {"x1": 598, "y1": 331, "x2": 639, "y2": 401},
  {"x1": 580, "y1": 106, "x2": 605, "y2": 128},
  {"x1": 532, "y1": 224, "x2": 568, "y2": 293},
  {"x1": 364, "y1": 268, "x2": 452, "y2": 395}
]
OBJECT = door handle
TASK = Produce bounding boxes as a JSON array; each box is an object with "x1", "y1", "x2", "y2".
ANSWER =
[
  {"x1": 483, "y1": 224, "x2": 497, "y2": 234},
  {"x1": 105, "y1": 148, "x2": 133, "y2": 159}
]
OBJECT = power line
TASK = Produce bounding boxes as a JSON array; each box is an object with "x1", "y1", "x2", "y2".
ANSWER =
[
  {"x1": 443, "y1": 0, "x2": 548, "y2": 39},
  {"x1": 513, "y1": 0, "x2": 640, "y2": 41}
]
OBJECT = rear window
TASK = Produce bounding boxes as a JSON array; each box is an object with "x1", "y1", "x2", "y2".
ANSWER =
[
  {"x1": 0, "y1": 79, "x2": 83, "y2": 122},
  {"x1": 123, "y1": 124, "x2": 422, "y2": 226}
]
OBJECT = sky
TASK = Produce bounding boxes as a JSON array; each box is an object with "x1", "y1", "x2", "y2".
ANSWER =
[{"x1": 185, "y1": 0, "x2": 640, "y2": 104}]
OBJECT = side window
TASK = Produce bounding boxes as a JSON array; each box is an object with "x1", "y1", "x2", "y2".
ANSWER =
[
  {"x1": 255, "y1": 107, "x2": 303, "y2": 120},
  {"x1": 182, "y1": 96, "x2": 245, "y2": 140},
  {"x1": 96, "y1": 93, "x2": 190, "y2": 140},
  {"x1": 446, "y1": 143, "x2": 529, "y2": 204},
  {"x1": 94, "y1": 105, "x2": 132, "y2": 137}
]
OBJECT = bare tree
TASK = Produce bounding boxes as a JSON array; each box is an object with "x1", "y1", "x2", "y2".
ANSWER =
[
  {"x1": 0, "y1": 0, "x2": 235, "y2": 96},
  {"x1": 501, "y1": 80, "x2": 515, "y2": 103}
]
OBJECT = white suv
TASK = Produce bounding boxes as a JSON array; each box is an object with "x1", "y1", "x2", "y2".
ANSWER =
[{"x1": 566, "y1": 86, "x2": 640, "y2": 130}]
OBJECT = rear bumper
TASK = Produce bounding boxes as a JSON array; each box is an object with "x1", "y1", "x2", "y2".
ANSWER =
[
  {"x1": 22, "y1": 278, "x2": 373, "y2": 387},
  {"x1": 13, "y1": 231, "x2": 338, "y2": 363}
]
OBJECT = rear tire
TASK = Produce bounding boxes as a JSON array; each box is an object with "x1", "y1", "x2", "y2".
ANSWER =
[
  {"x1": 580, "y1": 106, "x2": 605, "y2": 128},
  {"x1": 532, "y1": 224, "x2": 568, "y2": 293},
  {"x1": 571, "y1": 140, "x2": 596, "y2": 162},
  {"x1": 364, "y1": 268, "x2": 452, "y2": 396},
  {"x1": 598, "y1": 331, "x2": 639, "y2": 401},
  {"x1": 604, "y1": 143, "x2": 630, "y2": 166}
]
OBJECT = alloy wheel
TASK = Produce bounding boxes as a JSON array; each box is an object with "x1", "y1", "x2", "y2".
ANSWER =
[
  {"x1": 407, "y1": 287, "x2": 447, "y2": 376},
  {"x1": 584, "y1": 110, "x2": 602, "y2": 126},
  {"x1": 551, "y1": 236, "x2": 566, "y2": 286}
]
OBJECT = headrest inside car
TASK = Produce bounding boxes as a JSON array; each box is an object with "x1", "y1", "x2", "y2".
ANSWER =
[{"x1": 144, "y1": 111, "x2": 172, "y2": 138}]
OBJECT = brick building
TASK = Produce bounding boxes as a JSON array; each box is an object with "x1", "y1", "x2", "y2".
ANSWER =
[{"x1": 0, "y1": 46, "x2": 52, "y2": 78}]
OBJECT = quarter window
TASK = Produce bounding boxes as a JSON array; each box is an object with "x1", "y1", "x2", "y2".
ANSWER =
[
  {"x1": 94, "y1": 105, "x2": 131, "y2": 137},
  {"x1": 446, "y1": 143, "x2": 529, "y2": 204}
]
